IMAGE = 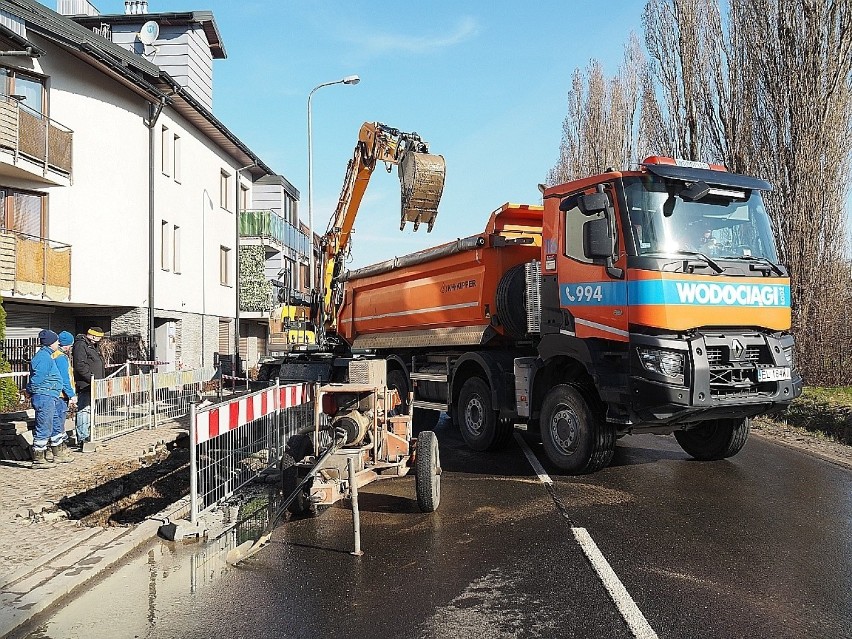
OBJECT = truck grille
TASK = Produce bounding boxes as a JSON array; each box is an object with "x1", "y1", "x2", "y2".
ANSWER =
[
  {"x1": 706, "y1": 346, "x2": 762, "y2": 365},
  {"x1": 702, "y1": 335, "x2": 774, "y2": 398}
]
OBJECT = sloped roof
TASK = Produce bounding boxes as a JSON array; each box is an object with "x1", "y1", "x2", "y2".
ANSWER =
[{"x1": 0, "y1": 0, "x2": 275, "y2": 179}]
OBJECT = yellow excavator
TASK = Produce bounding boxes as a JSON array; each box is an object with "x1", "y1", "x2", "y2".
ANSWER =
[{"x1": 316, "y1": 121, "x2": 446, "y2": 341}]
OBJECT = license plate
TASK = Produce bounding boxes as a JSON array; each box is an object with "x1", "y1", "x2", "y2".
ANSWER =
[{"x1": 757, "y1": 366, "x2": 791, "y2": 382}]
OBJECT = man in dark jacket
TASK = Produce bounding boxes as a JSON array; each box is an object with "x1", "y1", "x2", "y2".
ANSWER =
[{"x1": 72, "y1": 326, "x2": 106, "y2": 449}]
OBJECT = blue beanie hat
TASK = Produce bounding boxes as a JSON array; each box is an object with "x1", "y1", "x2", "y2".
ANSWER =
[
  {"x1": 58, "y1": 331, "x2": 74, "y2": 346},
  {"x1": 38, "y1": 329, "x2": 59, "y2": 346}
]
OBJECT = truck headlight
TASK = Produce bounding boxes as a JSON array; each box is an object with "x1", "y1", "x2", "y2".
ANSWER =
[{"x1": 637, "y1": 347, "x2": 685, "y2": 378}]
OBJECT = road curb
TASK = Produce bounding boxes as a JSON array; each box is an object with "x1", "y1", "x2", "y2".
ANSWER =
[{"x1": 0, "y1": 496, "x2": 191, "y2": 639}]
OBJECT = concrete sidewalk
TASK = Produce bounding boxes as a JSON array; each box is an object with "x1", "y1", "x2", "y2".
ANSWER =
[{"x1": 0, "y1": 422, "x2": 191, "y2": 639}]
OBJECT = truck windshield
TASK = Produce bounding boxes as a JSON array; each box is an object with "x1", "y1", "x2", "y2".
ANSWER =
[{"x1": 622, "y1": 175, "x2": 779, "y2": 263}]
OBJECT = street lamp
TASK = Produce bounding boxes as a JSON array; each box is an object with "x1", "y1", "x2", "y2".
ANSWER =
[{"x1": 307, "y1": 75, "x2": 360, "y2": 295}]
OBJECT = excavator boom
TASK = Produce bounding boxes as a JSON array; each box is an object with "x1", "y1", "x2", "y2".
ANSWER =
[{"x1": 318, "y1": 122, "x2": 445, "y2": 338}]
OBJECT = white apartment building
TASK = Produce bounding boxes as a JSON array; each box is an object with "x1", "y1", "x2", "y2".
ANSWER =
[{"x1": 0, "y1": 0, "x2": 302, "y2": 372}]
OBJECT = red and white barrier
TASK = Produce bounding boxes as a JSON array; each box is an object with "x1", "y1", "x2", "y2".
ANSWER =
[{"x1": 194, "y1": 383, "x2": 312, "y2": 444}]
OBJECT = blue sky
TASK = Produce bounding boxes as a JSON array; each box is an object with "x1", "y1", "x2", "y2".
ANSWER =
[{"x1": 92, "y1": 1, "x2": 649, "y2": 268}]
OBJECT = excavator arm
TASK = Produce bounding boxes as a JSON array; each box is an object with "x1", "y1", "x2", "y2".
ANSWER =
[{"x1": 318, "y1": 121, "x2": 445, "y2": 338}]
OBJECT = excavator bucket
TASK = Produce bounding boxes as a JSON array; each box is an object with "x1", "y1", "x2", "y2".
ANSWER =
[{"x1": 398, "y1": 152, "x2": 446, "y2": 232}]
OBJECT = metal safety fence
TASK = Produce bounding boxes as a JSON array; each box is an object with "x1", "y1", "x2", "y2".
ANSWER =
[
  {"x1": 190, "y1": 381, "x2": 314, "y2": 523},
  {"x1": 91, "y1": 366, "x2": 217, "y2": 442}
]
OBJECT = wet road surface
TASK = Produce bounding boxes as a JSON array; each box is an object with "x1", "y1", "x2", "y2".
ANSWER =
[{"x1": 20, "y1": 420, "x2": 852, "y2": 639}]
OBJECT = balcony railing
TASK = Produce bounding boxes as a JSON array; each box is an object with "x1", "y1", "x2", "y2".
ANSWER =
[
  {"x1": 0, "y1": 229, "x2": 71, "y2": 301},
  {"x1": 239, "y1": 209, "x2": 309, "y2": 257},
  {"x1": 0, "y1": 94, "x2": 73, "y2": 177}
]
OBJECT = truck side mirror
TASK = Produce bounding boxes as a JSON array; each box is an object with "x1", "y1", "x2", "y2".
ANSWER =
[
  {"x1": 583, "y1": 217, "x2": 612, "y2": 259},
  {"x1": 577, "y1": 192, "x2": 610, "y2": 215}
]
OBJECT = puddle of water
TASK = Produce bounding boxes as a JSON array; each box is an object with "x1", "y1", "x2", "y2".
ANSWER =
[{"x1": 23, "y1": 484, "x2": 282, "y2": 639}]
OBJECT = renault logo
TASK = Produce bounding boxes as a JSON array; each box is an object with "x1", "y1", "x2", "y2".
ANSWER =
[{"x1": 731, "y1": 338, "x2": 745, "y2": 360}]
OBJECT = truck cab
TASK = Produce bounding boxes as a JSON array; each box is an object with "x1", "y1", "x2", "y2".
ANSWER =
[{"x1": 532, "y1": 157, "x2": 802, "y2": 469}]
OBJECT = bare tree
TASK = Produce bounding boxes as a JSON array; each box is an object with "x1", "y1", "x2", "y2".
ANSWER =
[
  {"x1": 553, "y1": 0, "x2": 852, "y2": 383},
  {"x1": 548, "y1": 35, "x2": 647, "y2": 184},
  {"x1": 742, "y1": 0, "x2": 852, "y2": 383}
]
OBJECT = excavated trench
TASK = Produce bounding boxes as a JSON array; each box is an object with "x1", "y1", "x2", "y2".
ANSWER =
[{"x1": 58, "y1": 441, "x2": 191, "y2": 527}]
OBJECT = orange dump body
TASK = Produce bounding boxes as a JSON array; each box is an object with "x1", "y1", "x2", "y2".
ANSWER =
[{"x1": 337, "y1": 204, "x2": 543, "y2": 349}]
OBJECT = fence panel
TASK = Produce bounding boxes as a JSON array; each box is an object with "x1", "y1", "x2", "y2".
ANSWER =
[
  {"x1": 90, "y1": 373, "x2": 153, "y2": 442},
  {"x1": 153, "y1": 367, "x2": 217, "y2": 422},
  {"x1": 91, "y1": 366, "x2": 217, "y2": 442},
  {"x1": 190, "y1": 382, "x2": 314, "y2": 521}
]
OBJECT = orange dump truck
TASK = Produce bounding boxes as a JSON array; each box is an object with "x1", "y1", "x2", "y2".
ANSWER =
[{"x1": 263, "y1": 156, "x2": 802, "y2": 474}]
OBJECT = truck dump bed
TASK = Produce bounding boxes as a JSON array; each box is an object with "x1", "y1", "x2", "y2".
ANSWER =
[{"x1": 337, "y1": 204, "x2": 543, "y2": 350}]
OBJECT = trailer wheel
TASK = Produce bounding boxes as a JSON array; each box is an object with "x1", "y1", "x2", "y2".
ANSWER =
[
  {"x1": 280, "y1": 434, "x2": 315, "y2": 516},
  {"x1": 674, "y1": 418, "x2": 750, "y2": 460},
  {"x1": 540, "y1": 384, "x2": 615, "y2": 474},
  {"x1": 415, "y1": 430, "x2": 441, "y2": 512},
  {"x1": 458, "y1": 377, "x2": 512, "y2": 451}
]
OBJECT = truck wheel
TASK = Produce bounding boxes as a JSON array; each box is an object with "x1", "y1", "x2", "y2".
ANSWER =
[
  {"x1": 415, "y1": 430, "x2": 441, "y2": 512},
  {"x1": 458, "y1": 377, "x2": 512, "y2": 451},
  {"x1": 674, "y1": 418, "x2": 750, "y2": 460},
  {"x1": 540, "y1": 384, "x2": 615, "y2": 474},
  {"x1": 280, "y1": 434, "x2": 314, "y2": 516}
]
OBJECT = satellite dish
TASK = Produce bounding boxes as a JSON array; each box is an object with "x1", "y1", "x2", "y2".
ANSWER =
[{"x1": 139, "y1": 20, "x2": 159, "y2": 45}]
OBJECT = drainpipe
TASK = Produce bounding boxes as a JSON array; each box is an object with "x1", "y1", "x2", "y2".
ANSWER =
[
  {"x1": 144, "y1": 96, "x2": 168, "y2": 360},
  {"x1": 234, "y1": 162, "x2": 256, "y2": 375}
]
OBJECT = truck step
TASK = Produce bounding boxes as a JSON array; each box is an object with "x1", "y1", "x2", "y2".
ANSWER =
[
  {"x1": 410, "y1": 372, "x2": 448, "y2": 382},
  {"x1": 412, "y1": 400, "x2": 447, "y2": 412}
]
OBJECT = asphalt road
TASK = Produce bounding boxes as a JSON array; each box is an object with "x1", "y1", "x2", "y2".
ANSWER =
[{"x1": 21, "y1": 420, "x2": 852, "y2": 639}]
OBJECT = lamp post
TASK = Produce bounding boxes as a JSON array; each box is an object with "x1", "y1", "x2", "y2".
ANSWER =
[{"x1": 307, "y1": 75, "x2": 360, "y2": 295}]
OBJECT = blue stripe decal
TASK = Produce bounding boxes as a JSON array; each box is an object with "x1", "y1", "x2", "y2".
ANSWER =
[
  {"x1": 560, "y1": 282, "x2": 627, "y2": 306},
  {"x1": 627, "y1": 280, "x2": 789, "y2": 307}
]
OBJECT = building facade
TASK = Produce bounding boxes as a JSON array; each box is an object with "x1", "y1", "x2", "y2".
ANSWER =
[{"x1": 0, "y1": 0, "x2": 306, "y2": 372}]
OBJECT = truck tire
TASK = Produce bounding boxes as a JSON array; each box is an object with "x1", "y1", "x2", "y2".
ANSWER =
[
  {"x1": 674, "y1": 418, "x2": 750, "y2": 460},
  {"x1": 415, "y1": 430, "x2": 441, "y2": 512},
  {"x1": 458, "y1": 377, "x2": 512, "y2": 451},
  {"x1": 496, "y1": 264, "x2": 528, "y2": 339},
  {"x1": 540, "y1": 384, "x2": 615, "y2": 474},
  {"x1": 280, "y1": 434, "x2": 315, "y2": 516}
]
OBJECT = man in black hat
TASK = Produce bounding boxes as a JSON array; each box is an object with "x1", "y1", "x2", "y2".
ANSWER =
[{"x1": 72, "y1": 326, "x2": 106, "y2": 449}]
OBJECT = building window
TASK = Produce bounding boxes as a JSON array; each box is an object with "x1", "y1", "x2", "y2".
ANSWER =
[
  {"x1": 1, "y1": 66, "x2": 46, "y2": 115},
  {"x1": 161, "y1": 220, "x2": 170, "y2": 270},
  {"x1": 240, "y1": 184, "x2": 249, "y2": 212},
  {"x1": 1, "y1": 189, "x2": 47, "y2": 237},
  {"x1": 173, "y1": 134, "x2": 181, "y2": 183},
  {"x1": 220, "y1": 245, "x2": 230, "y2": 285},
  {"x1": 161, "y1": 126, "x2": 170, "y2": 177},
  {"x1": 220, "y1": 170, "x2": 231, "y2": 211},
  {"x1": 173, "y1": 225, "x2": 181, "y2": 273}
]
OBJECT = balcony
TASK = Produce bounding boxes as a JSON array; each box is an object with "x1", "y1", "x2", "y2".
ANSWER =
[
  {"x1": 239, "y1": 210, "x2": 310, "y2": 257},
  {"x1": 0, "y1": 229, "x2": 71, "y2": 301},
  {"x1": 0, "y1": 95, "x2": 73, "y2": 186}
]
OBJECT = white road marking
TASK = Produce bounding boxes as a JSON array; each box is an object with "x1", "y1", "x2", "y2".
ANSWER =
[
  {"x1": 515, "y1": 432, "x2": 659, "y2": 639},
  {"x1": 514, "y1": 432, "x2": 552, "y2": 484},
  {"x1": 572, "y1": 526, "x2": 659, "y2": 639}
]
